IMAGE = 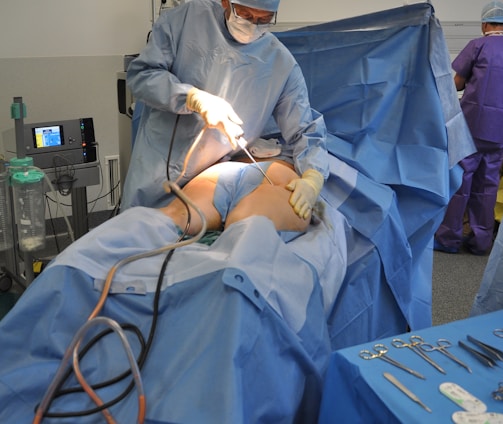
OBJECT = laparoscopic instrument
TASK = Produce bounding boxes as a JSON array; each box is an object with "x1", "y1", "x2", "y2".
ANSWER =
[
  {"x1": 359, "y1": 343, "x2": 425, "y2": 379},
  {"x1": 235, "y1": 136, "x2": 274, "y2": 185},
  {"x1": 392, "y1": 336, "x2": 446, "y2": 374},
  {"x1": 175, "y1": 126, "x2": 274, "y2": 187}
]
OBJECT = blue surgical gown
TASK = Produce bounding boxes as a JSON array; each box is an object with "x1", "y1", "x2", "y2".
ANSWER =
[{"x1": 122, "y1": 0, "x2": 328, "y2": 210}]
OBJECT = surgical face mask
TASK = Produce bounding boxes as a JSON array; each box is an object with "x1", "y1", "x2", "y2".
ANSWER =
[{"x1": 226, "y1": 10, "x2": 268, "y2": 44}]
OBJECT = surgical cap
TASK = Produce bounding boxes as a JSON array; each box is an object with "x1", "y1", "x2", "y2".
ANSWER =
[
  {"x1": 482, "y1": 1, "x2": 503, "y2": 23},
  {"x1": 232, "y1": 0, "x2": 280, "y2": 12}
]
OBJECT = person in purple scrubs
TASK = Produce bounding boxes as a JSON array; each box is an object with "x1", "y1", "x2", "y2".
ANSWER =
[{"x1": 435, "y1": 1, "x2": 503, "y2": 255}]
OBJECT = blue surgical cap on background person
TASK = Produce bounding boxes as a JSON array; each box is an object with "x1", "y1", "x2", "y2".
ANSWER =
[
  {"x1": 482, "y1": 1, "x2": 503, "y2": 23},
  {"x1": 232, "y1": 0, "x2": 280, "y2": 12}
]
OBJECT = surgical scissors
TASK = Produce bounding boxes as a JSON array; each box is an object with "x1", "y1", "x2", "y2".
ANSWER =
[
  {"x1": 418, "y1": 338, "x2": 472, "y2": 373},
  {"x1": 494, "y1": 329, "x2": 503, "y2": 338},
  {"x1": 359, "y1": 343, "x2": 425, "y2": 379},
  {"x1": 392, "y1": 336, "x2": 446, "y2": 374}
]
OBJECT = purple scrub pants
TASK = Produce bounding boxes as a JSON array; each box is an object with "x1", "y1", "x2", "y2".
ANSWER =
[{"x1": 436, "y1": 139, "x2": 503, "y2": 253}]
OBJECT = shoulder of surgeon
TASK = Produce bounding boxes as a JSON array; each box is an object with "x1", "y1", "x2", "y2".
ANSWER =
[{"x1": 156, "y1": 0, "x2": 296, "y2": 65}]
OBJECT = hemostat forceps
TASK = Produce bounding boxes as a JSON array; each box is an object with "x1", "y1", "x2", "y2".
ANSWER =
[
  {"x1": 236, "y1": 136, "x2": 274, "y2": 185},
  {"x1": 359, "y1": 343, "x2": 425, "y2": 379},
  {"x1": 418, "y1": 338, "x2": 472, "y2": 373},
  {"x1": 392, "y1": 336, "x2": 446, "y2": 374}
]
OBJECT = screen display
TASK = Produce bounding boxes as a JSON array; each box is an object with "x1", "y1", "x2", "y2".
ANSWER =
[{"x1": 33, "y1": 125, "x2": 64, "y2": 148}]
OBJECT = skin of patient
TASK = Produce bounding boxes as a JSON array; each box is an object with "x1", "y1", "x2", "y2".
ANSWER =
[{"x1": 160, "y1": 160, "x2": 310, "y2": 235}]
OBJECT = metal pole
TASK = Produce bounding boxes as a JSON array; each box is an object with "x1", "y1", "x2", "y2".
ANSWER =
[
  {"x1": 12, "y1": 97, "x2": 26, "y2": 159},
  {"x1": 11, "y1": 97, "x2": 35, "y2": 286},
  {"x1": 151, "y1": 0, "x2": 156, "y2": 27}
]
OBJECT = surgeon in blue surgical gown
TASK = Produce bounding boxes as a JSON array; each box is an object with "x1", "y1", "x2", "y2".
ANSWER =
[{"x1": 122, "y1": 0, "x2": 329, "y2": 219}]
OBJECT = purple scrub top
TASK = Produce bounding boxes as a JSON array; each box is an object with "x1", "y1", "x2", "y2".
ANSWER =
[{"x1": 453, "y1": 35, "x2": 503, "y2": 144}]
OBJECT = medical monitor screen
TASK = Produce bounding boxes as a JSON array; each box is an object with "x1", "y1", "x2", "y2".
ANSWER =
[{"x1": 33, "y1": 125, "x2": 64, "y2": 148}]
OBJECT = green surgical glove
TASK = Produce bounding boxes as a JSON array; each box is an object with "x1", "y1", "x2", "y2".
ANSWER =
[
  {"x1": 186, "y1": 87, "x2": 243, "y2": 148},
  {"x1": 286, "y1": 169, "x2": 324, "y2": 219}
]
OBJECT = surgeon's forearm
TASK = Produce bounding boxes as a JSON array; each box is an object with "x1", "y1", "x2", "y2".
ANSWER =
[
  {"x1": 274, "y1": 66, "x2": 329, "y2": 178},
  {"x1": 127, "y1": 62, "x2": 193, "y2": 113}
]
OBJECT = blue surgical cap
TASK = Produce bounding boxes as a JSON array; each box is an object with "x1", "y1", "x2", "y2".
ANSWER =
[
  {"x1": 232, "y1": 0, "x2": 280, "y2": 12},
  {"x1": 482, "y1": 1, "x2": 503, "y2": 23}
]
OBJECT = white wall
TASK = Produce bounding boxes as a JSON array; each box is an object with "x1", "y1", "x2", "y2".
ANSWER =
[
  {"x1": 0, "y1": 0, "x2": 151, "y2": 58},
  {"x1": 0, "y1": 0, "x2": 487, "y2": 58},
  {"x1": 279, "y1": 0, "x2": 484, "y2": 23},
  {"x1": 0, "y1": 1, "x2": 152, "y2": 214},
  {"x1": 0, "y1": 0, "x2": 489, "y2": 214}
]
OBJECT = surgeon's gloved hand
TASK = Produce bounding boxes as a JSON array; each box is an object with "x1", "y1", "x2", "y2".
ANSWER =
[
  {"x1": 286, "y1": 169, "x2": 324, "y2": 219},
  {"x1": 186, "y1": 87, "x2": 243, "y2": 149}
]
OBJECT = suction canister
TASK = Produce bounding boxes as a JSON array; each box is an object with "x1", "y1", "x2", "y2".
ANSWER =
[
  {"x1": 0, "y1": 161, "x2": 13, "y2": 251},
  {"x1": 10, "y1": 157, "x2": 46, "y2": 252}
]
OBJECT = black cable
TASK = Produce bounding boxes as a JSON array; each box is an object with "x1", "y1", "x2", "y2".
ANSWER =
[
  {"x1": 38, "y1": 189, "x2": 192, "y2": 419},
  {"x1": 45, "y1": 195, "x2": 61, "y2": 254},
  {"x1": 159, "y1": 0, "x2": 166, "y2": 16},
  {"x1": 166, "y1": 114, "x2": 181, "y2": 182},
  {"x1": 44, "y1": 179, "x2": 121, "y2": 208},
  {"x1": 54, "y1": 324, "x2": 146, "y2": 396},
  {"x1": 37, "y1": 113, "x2": 193, "y2": 419},
  {"x1": 109, "y1": 197, "x2": 121, "y2": 219},
  {"x1": 37, "y1": 248, "x2": 175, "y2": 419},
  {"x1": 40, "y1": 324, "x2": 147, "y2": 418},
  {"x1": 85, "y1": 156, "x2": 105, "y2": 221},
  {"x1": 52, "y1": 156, "x2": 77, "y2": 196},
  {"x1": 165, "y1": 114, "x2": 192, "y2": 234}
]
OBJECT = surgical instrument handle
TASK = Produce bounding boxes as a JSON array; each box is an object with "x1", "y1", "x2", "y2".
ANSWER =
[
  {"x1": 236, "y1": 137, "x2": 274, "y2": 185},
  {"x1": 419, "y1": 339, "x2": 472, "y2": 373},
  {"x1": 392, "y1": 337, "x2": 446, "y2": 374},
  {"x1": 359, "y1": 344, "x2": 425, "y2": 379},
  {"x1": 383, "y1": 372, "x2": 432, "y2": 413}
]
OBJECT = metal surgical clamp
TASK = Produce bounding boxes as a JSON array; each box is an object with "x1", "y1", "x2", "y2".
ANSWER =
[
  {"x1": 418, "y1": 338, "x2": 472, "y2": 373},
  {"x1": 359, "y1": 343, "x2": 426, "y2": 379},
  {"x1": 392, "y1": 336, "x2": 446, "y2": 374},
  {"x1": 236, "y1": 136, "x2": 274, "y2": 185}
]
